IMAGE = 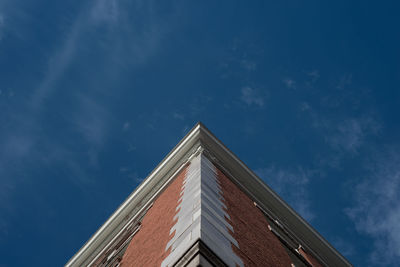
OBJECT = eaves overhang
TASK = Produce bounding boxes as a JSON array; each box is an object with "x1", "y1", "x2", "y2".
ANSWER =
[{"x1": 66, "y1": 122, "x2": 351, "y2": 267}]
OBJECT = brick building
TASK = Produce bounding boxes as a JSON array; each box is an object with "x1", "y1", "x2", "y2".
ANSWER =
[{"x1": 66, "y1": 123, "x2": 351, "y2": 267}]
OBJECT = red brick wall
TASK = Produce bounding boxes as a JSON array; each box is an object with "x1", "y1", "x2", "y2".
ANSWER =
[
  {"x1": 120, "y1": 166, "x2": 188, "y2": 267},
  {"x1": 217, "y1": 168, "x2": 293, "y2": 267},
  {"x1": 119, "y1": 160, "x2": 321, "y2": 267}
]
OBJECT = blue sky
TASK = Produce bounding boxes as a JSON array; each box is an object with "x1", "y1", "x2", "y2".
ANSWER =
[{"x1": 0, "y1": 1, "x2": 399, "y2": 266}]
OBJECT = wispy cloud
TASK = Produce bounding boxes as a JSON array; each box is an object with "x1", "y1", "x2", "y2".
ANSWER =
[
  {"x1": 302, "y1": 102, "x2": 380, "y2": 156},
  {"x1": 345, "y1": 149, "x2": 400, "y2": 266},
  {"x1": 0, "y1": 0, "x2": 176, "y2": 231},
  {"x1": 122, "y1": 121, "x2": 131, "y2": 131},
  {"x1": 73, "y1": 94, "x2": 110, "y2": 147},
  {"x1": 0, "y1": 1, "x2": 118, "y2": 206},
  {"x1": 31, "y1": 0, "x2": 171, "y2": 109},
  {"x1": 90, "y1": 0, "x2": 119, "y2": 24},
  {"x1": 31, "y1": 0, "x2": 123, "y2": 109},
  {"x1": 300, "y1": 102, "x2": 311, "y2": 111},
  {"x1": 241, "y1": 59, "x2": 256, "y2": 71},
  {"x1": 31, "y1": 14, "x2": 82, "y2": 109},
  {"x1": 188, "y1": 95, "x2": 213, "y2": 116},
  {"x1": 256, "y1": 166, "x2": 316, "y2": 222},
  {"x1": 0, "y1": 14, "x2": 4, "y2": 41},
  {"x1": 283, "y1": 78, "x2": 296, "y2": 89},
  {"x1": 307, "y1": 70, "x2": 320, "y2": 83},
  {"x1": 2, "y1": 134, "x2": 34, "y2": 159},
  {"x1": 327, "y1": 117, "x2": 380, "y2": 154},
  {"x1": 219, "y1": 38, "x2": 262, "y2": 78},
  {"x1": 329, "y1": 119, "x2": 365, "y2": 153},
  {"x1": 6, "y1": 0, "x2": 171, "y2": 161},
  {"x1": 307, "y1": 113, "x2": 381, "y2": 170},
  {"x1": 336, "y1": 74, "x2": 352, "y2": 90},
  {"x1": 240, "y1": 86, "x2": 264, "y2": 107},
  {"x1": 173, "y1": 112, "x2": 185, "y2": 120},
  {"x1": 119, "y1": 166, "x2": 142, "y2": 184}
]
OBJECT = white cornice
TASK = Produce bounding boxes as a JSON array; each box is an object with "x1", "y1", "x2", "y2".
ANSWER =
[{"x1": 66, "y1": 122, "x2": 351, "y2": 267}]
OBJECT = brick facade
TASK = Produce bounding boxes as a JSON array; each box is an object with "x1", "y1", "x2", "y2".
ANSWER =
[
  {"x1": 119, "y1": 160, "x2": 322, "y2": 267},
  {"x1": 217, "y1": 168, "x2": 294, "y2": 267},
  {"x1": 67, "y1": 124, "x2": 349, "y2": 267},
  {"x1": 120, "y1": 166, "x2": 188, "y2": 267}
]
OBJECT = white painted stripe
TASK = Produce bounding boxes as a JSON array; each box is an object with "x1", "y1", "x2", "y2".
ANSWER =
[{"x1": 161, "y1": 154, "x2": 243, "y2": 267}]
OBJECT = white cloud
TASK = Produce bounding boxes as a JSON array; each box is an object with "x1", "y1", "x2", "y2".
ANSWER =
[
  {"x1": 119, "y1": 166, "x2": 141, "y2": 183},
  {"x1": 327, "y1": 117, "x2": 380, "y2": 154},
  {"x1": 0, "y1": 217, "x2": 8, "y2": 237},
  {"x1": 90, "y1": 0, "x2": 119, "y2": 24},
  {"x1": 3, "y1": 134, "x2": 34, "y2": 159},
  {"x1": 127, "y1": 143, "x2": 136, "y2": 152},
  {"x1": 0, "y1": 14, "x2": 4, "y2": 41},
  {"x1": 336, "y1": 74, "x2": 352, "y2": 90},
  {"x1": 302, "y1": 103, "x2": 380, "y2": 156},
  {"x1": 0, "y1": 0, "x2": 178, "y2": 229},
  {"x1": 173, "y1": 112, "x2": 184, "y2": 120},
  {"x1": 329, "y1": 119, "x2": 363, "y2": 153},
  {"x1": 256, "y1": 166, "x2": 315, "y2": 222},
  {"x1": 123, "y1": 121, "x2": 131, "y2": 131},
  {"x1": 300, "y1": 102, "x2": 311, "y2": 111},
  {"x1": 74, "y1": 94, "x2": 109, "y2": 147},
  {"x1": 307, "y1": 70, "x2": 320, "y2": 83},
  {"x1": 241, "y1": 59, "x2": 256, "y2": 71},
  {"x1": 119, "y1": 167, "x2": 129, "y2": 172},
  {"x1": 240, "y1": 87, "x2": 264, "y2": 107},
  {"x1": 346, "y1": 150, "x2": 400, "y2": 266},
  {"x1": 32, "y1": 0, "x2": 166, "y2": 109},
  {"x1": 283, "y1": 78, "x2": 296, "y2": 89},
  {"x1": 128, "y1": 171, "x2": 142, "y2": 183},
  {"x1": 31, "y1": 9, "x2": 84, "y2": 108}
]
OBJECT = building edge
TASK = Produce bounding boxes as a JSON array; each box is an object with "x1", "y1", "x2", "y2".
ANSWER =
[{"x1": 65, "y1": 122, "x2": 352, "y2": 267}]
